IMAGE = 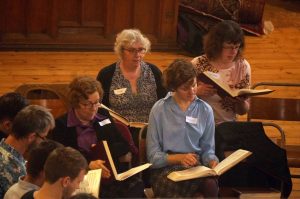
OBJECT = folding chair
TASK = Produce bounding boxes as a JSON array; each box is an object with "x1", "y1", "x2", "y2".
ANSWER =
[
  {"x1": 137, "y1": 125, "x2": 155, "y2": 198},
  {"x1": 15, "y1": 83, "x2": 69, "y2": 118},
  {"x1": 114, "y1": 120, "x2": 138, "y2": 167},
  {"x1": 247, "y1": 82, "x2": 300, "y2": 178}
]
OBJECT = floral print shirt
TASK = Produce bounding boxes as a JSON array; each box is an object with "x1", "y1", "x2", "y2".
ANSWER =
[
  {"x1": 109, "y1": 61, "x2": 158, "y2": 123},
  {"x1": 0, "y1": 139, "x2": 26, "y2": 198},
  {"x1": 191, "y1": 55, "x2": 251, "y2": 124}
]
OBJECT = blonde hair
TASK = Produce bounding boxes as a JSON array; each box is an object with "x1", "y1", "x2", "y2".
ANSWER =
[{"x1": 114, "y1": 29, "x2": 151, "y2": 58}]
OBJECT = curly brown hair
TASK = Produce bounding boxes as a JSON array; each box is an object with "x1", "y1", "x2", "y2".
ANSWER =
[{"x1": 68, "y1": 76, "x2": 103, "y2": 108}]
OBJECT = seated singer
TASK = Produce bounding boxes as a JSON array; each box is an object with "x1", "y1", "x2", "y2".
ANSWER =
[
  {"x1": 97, "y1": 29, "x2": 166, "y2": 146},
  {"x1": 49, "y1": 76, "x2": 144, "y2": 198},
  {"x1": 147, "y1": 59, "x2": 219, "y2": 198}
]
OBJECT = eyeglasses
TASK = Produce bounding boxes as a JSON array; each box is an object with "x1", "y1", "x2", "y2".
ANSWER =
[
  {"x1": 80, "y1": 100, "x2": 101, "y2": 109},
  {"x1": 222, "y1": 44, "x2": 240, "y2": 50},
  {"x1": 123, "y1": 48, "x2": 146, "y2": 55},
  {"x1": 35, "y1": 133, "x2": 47, "y2": 141}
]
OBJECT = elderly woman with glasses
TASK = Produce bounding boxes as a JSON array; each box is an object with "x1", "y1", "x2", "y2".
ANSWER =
[
  {"x1": 97, "y1": 29, "x2": 166, "y2": 145},
  {"x1": 49, "y1": 76, "x2": 144, "y2": 198},
  {"x1": 191, "y1": 20, "x2": 251, "y2": 125}
]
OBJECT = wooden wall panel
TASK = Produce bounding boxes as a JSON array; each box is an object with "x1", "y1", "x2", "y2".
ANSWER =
[
  {"x1": 134, "y1": 0, "x2": 158, "y2": 34},
  {"x1": 82, "y1": 0, "x2": 105, "y2": 27},
  {"x1": 0, "y1": 0, "x2": 26, "y2": 33},
  {"x1": 157, "y1": 0, "x2": 179, "y2": 42},
  {"x1": 0, "y1": 0, "x2": 179, "y2": 50},
  {"x1": 109, "y1": 0, "x2": 134, "y2": 33},
  {"x1": 58, "y1": 0, "x2": 81, "y2": 27}
]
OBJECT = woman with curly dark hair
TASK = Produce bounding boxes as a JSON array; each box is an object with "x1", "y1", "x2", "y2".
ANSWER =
[{"x1": 192, "y1": 20, "x2": 251, "y2": 125}]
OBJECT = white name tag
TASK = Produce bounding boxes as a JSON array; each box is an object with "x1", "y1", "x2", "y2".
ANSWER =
[
  {"x1": 99, "y1": 119, "x2": 111, "y2": 126},
  {"x1": 186, "y1": 116, "x2": 198, "y2": 124},
  {"x1": 114, "y1": 88, "x2": 127, "y2": 95}
]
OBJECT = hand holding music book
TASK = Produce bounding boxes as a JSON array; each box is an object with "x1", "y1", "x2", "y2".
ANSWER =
[
  {"x1": 167, "y1": 149, "x2": 252, "y2": 182},
  {"x1": 198, "y1": 71, "x2": 274, "y2": 98},
  {"x1": 103, "y1": 140, "x2": 152, "y2": 181},
  {"x1": 74, "y1": 169, "x2": 102, "y2": 197},
  {"x1": 100, "y1": 104, "x2": 148, "y2": 128}
]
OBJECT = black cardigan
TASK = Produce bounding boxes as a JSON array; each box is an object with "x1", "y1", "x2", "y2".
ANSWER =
[
  {"x1": 48, "y1": 108, "x2": 129, "y2": 170},
  {"x1": 96, "y1": 62, "x2": 167, "y2": 107}
]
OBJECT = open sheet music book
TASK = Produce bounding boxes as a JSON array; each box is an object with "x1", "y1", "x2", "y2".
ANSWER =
[
  {"x1": 103, "y1": 141, "x2": 152, "y2": 181},
  {"x1": 74, "y1": 169, "x2": 102, "y2": 197},
  {"x1": 198, "y1": 71, "x2": 273, "y2": 98},
  {"x1": 100, "y1": 104, "x2": 148, "y2": 128},
  {"x1": 167, "y1": 149, "x2": 252, "y2": 182}
]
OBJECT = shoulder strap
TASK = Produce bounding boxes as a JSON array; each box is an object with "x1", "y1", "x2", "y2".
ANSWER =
[{"x1": 20, "y1": 190, "x2": 35, "y2": 199}]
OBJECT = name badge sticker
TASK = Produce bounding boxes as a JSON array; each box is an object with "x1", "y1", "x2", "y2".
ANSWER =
[
  {"x1": 186, "y1": 116, "x2": 198, "y2": 124},
  {"x1": 114, "y1": 88, "x2": 127, "y2": 95},
  {"x1": 99, "y1": 118, "x2": 111, "y2": 126}
]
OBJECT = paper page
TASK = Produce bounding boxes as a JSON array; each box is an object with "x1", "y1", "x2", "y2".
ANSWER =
[
  {"x1": 117, "y1": 163, "x2": 152, "y2": 181},
  {"x1": 103, "y1": 140, "x2": 152, "y2": 181},
  {"x1": 167, "y1": 165, "x2": 217, "y2": 182},
  {"x1": 74, "y1": 169, "x2": 102, "y2": 197},
  {"x1": 100, "y1": 104, "x2": 129, "y2": 125},
  {"x1": 102, "y1": 141, "x2": 119, "y2": 180},
  {"x1": 214, "y1": 149, "x2": 252, "y2": 175},
  {"x1": 237, "y1": 89, "x2": 273, "y2": 97},
  {"x1": 202, "y1": 71, "x2": 237, "y2": 97},
  {"x1": 129, "y1": 122, "x2": 148, "y2": 128}
]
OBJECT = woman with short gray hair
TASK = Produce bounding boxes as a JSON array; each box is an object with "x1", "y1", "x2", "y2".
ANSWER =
[{"x1": 97, "y1": 29, "x2": 166, "y2": 145}]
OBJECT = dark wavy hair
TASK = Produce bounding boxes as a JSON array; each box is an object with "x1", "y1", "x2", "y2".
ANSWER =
[
  {"x1": 204, "y1": 20, "x2": 245, "y2": 61},
  {"x1": 0, "y1": 92, "x2": 28, "y2": 121}
]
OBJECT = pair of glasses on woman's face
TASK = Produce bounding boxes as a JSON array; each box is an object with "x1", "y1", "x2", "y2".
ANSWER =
[
  {"x1": 222, "y1": 44, "x2": 241, "y2": 51},
  {"x1": 123, "y1": 47, "x2": 146, "y2": 55},
  {"x1": 80, "y1": 100, "x2": 101, "y2": 109}
]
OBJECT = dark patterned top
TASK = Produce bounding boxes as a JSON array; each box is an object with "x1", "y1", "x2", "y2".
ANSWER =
[
  {"x1": 109, "y1": 61, "x2": 158, "y2": 123},
  {"x1": 0, "y1": 139, "x2": 26, "y2": 198},
  {"x1": 192, "y1": 55, "x2": 251, "y2": 124}
]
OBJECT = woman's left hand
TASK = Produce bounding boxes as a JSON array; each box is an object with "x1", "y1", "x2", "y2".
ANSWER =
[
  {"x1": 224, "y1": 96, "x2": 250, "y2": 115},
  {"x1": 209, "y1": 160, "x2": 218, "y2": 169},
  {"x1": 234, "y1": 96, "x2": 250, "y2": 115}
]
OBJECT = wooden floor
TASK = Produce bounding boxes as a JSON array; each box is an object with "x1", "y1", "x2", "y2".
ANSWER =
[{"x1": 0, "y1": 0, "x2": 299, "y2": 197}]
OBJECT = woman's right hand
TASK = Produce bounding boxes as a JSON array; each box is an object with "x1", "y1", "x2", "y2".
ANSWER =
[
  {"x1": 89, "y1": 160, "x2": 111, "y2": 178},
  {"x1": 197, "y1": 81, "x2": 217, "y2": 97},
  {"x1": 168, "y1": 153, "x2": 199, "y2": 167},
  {"x1": 180, "y1": 153, "x2": 199, "y2": 167}
]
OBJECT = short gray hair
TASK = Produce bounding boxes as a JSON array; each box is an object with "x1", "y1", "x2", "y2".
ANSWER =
[
  {"x1": 114, "y1": 29, "x2": 151, "y2": 58},
  {"x1": 12, "y1": 105, "x2": 55, "y2": 139}
]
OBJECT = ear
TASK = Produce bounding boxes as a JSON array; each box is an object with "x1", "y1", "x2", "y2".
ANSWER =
[
  {"x1": 1, "y1": 120, "x2": 12, "y2": 134},
  {"x1": 2, "y1": 120, "x2": 12, "y2": 129},
  {"x1": 27, "y1": 132, "x2": 36, "y2": 143},
  {"x1": 61, "y1": 176, "x2": 71, "y2": 188}
]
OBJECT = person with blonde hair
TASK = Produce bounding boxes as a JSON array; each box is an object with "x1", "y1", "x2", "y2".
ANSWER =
[{"x1": 97, "y1": 29, "x2": 166, "y2": 145}]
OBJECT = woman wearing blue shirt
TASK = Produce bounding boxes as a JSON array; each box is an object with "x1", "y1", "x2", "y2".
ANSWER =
[{"x1": 147, "y1": 59, "x2": 219, "y2": 197}]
